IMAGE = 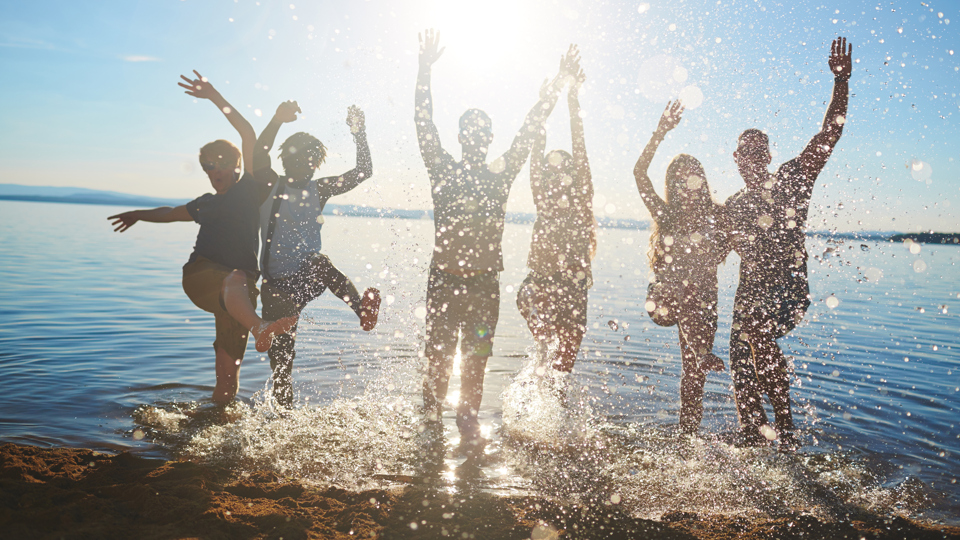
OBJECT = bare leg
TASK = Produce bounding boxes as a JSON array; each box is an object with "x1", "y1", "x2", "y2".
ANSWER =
[
  {"x1": 457, "y1": 354, "x2": 489, "y2": 454},
  {"x1": 222, "y1": 270, "x2": 296, "y2": 353},
  {"x1": 677, "y1": 326, "x2": 707, "y2": 433},
  {"x1": 213, "y1": 345, "x2": 242, "y2": 403},
  {"x1": 679, "y1": 284, "x2": 724, "y2": 372},
  {"x1": 748, "y1": 334, "x2": 794, "y2": 434},
  {"x1": 552, "y1": 326, "x2": 584, "y2": 373},
  {"x1": 730, "y1": 319, "x2": 769, "y2": 440}
]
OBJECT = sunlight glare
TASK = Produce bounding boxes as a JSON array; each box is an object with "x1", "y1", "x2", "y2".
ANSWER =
[{"x1": 423, "y1": 0, "x2": 533, "y2": 73}]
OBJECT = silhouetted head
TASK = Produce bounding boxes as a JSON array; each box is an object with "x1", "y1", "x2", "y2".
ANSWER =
[
  {"x1": 541, "y1": 149, "x2": 575, "y2": 198},
  {"x1": 733, "y1": 128, "x2": 772, "y2": 189},
  {"x1": 458, "y1": 109, "x2": 493, "y2": 156},
  {"x1": 280, "y1": 132, "x2": 327, "y2": 180},
  {"x1": 664, "y1": 154, "x2": 712, "y2": 212},
  {"x1": 198, "y1": 139, "x2": 241, "y2": 194}
]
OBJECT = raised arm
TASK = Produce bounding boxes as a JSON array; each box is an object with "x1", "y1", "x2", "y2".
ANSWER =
[
  {"x1": 633, "y1": 101, "x2": 684, "y2": 219},
  {"x1": 568, "y1": 65, "x2": 593, "y2": 203},
  {"x1": 178, "y1": 71, "x2": 256, "y2": 174},
  {"x1": 797, "y1": 37, "x2": 852, "y2": 181},
  {"x1": 528, "y1": 79, "x2": 551, "y2": 204},
  {"x1": 415, "y1": 29, "x2": 452, "y2": 175},
  {"x1": 317, "y1": 105, "x2": 374, "y2": 199},
  {"x1": 108, "y1": 206, "x2": 191, "y2": 233},
  {"x1": 496, "y1": 45, "x2": 576, "y2": 180},
  {"x1": 253, "y1": 100, "x2": 301, "y2": 185}
]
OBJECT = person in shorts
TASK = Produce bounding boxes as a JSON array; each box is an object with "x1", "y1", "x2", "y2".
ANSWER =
[
  {"x1": 109, "y1": 71, "x2": 296, "y2": 403},
  {"x1": 725, "y1": 37, "x2": 853, "y2": 448},
  {"x1": 415, "y1": 29, "x2": 569, "y2": 455},
  {"x1": 252, "y1": 100, "x2": 380, "y2": 408}
]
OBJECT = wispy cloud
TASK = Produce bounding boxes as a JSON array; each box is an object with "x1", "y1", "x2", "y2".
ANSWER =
[
  {"x1": 121, "y1": 55, "x2": 160, "y2": 62},
  {"x1": 0, "y1": 36, "x2": 56, "y2": 50}
]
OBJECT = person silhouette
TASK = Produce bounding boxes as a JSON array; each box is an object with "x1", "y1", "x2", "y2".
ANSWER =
[
  {"x1": 517, "y1": 46, "x2": 596, "y2": 376},
  {"x1": 632, "y1": 100, "x2": 729, "y2": 433},
  {"x1": 108, "y1": 71, "x2": 296, "y2": 404},
  {"x1": 725, "y1": 37, "x2": 853, "y2": 449},
  {"x1": 415, "y1": 29, "x2": 570, "y2": 455},
  {"x1": 252, "y1": 101, "x2": 379, "y2": 408}
]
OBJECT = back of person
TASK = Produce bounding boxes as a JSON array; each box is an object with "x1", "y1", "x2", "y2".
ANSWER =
[
  {"x1": 528, "y1": 196, "x2": 594, "y2": 283},
  {"x1": 430, "y1": 163, "x2": 512, "y2": 275},
  {"x1": 259, "y1": 177, "x2": 325, "y2": 279}
]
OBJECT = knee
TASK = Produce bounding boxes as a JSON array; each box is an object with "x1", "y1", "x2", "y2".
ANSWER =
[{"x1": 223, "y1": 270, "x2": 248, "y2": 290}]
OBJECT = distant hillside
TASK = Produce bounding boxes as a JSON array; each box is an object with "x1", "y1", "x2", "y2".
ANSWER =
[
  {"x1": 0, "y1": 183, "x2": 653, "y2": 230},
  {"x1": 0, "y1": 184, "x2": 187, "y2": 208},
  {"x1": 890, "y1": 232, "x2": 960, "y2": 245}
]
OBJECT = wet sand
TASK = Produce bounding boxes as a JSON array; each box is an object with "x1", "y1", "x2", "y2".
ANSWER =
[{"x1": 2, "y1": 443, "x2": 957, "y2": 540}]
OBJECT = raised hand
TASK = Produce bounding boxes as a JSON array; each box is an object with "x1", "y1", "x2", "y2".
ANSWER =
[
  {"x1": 559, "y1": 44, "x2": 581, "y2": 80},
  {"x1": 178, "y1": 70, "x2": 221, "y2": 101},
  {"x1": 418, "y1": 29, "x2": 445, "y2": 69},
  {"x1": 346, "y1": 105, "x2": 365, "y2": 134},
  {"x1": 570, "y1": 66, "x2": 586, "y2": 98},
  {"x1": 274, "y1": 100, "x2": 301, "y2": 123},
  {"x1": 828, "y1": 36, "x2": 853, "y2": 81},
  {"x1": 656, "y1": 100, "x2": 684, "y2": 133},
  {"x1": 108, "y1": 211, "x2": 140, "y2": 233}
]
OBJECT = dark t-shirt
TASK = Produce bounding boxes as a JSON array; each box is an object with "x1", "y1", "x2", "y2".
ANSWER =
[
  {"x1": 427, "y1": 156, "x2": 517, "y2": 275},
  {"x1": 725, "y1": 158, "x2": 812, "y2": 295},
  {"x1": 185, "y1": 172, "x2": 260, "y2": 276}
]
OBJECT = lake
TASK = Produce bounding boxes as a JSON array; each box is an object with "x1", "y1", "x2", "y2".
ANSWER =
[{"x1": 0, "y1": 200, "x2": 957, "y2": 524}]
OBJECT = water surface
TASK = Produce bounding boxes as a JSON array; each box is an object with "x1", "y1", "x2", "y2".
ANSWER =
[{"x1": 0, "y1": 200, "x2": 957, "y2": 524}]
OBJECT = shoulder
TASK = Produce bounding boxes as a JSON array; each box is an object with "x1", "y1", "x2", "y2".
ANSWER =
[{"x1": 774, "y1": 158, "x2": 805, "y2": 182}]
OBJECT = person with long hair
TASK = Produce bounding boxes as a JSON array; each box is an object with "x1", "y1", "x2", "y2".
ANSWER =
[
  {"x1": 632, "y1": 101, "x2": 729, "y2": 433},
  {"x1": 517, "y1": 47, "x2": 595, "y2": 375}
]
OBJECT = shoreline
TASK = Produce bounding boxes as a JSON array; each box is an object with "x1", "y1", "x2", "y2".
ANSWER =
[{"x1": 2, "y1": 443, "x2": 958, "y2": 539}]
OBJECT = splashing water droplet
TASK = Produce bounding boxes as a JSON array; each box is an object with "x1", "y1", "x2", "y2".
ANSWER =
[{"x1": 826, "y1": 296, "x2": 840, "y2": 309}]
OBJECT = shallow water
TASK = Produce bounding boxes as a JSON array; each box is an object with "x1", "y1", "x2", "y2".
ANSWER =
[{"x1": 0, "y1": 200, "x2": 957, "y2": 524}]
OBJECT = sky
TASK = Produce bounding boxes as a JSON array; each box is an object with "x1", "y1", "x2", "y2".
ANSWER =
[{"x1": 0, "y1": 0, "x2": 958, "y2": 232}]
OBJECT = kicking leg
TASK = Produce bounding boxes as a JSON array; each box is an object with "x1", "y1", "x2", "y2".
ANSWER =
[
  {"x1": 311, "y1": 254, "x2": 380, "y2": 330},
  {"x1": 222, "y1": 270, "x2": 297, "y2": 353}
]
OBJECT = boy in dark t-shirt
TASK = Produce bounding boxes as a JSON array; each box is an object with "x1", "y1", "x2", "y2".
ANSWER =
[
  {"x1": 109, "y1": 71, "x2": 296, "y2": 403},
  {"x1": 725, "y1": 38, "x2": 852, "y2": 449}
]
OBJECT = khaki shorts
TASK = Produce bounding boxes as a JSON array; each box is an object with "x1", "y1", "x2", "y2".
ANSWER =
[{"x1": 182, "y1": 257, "x2": 259, "y2": 360}]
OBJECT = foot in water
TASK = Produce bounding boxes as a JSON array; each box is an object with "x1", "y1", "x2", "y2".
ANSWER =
[
  {"x1": 253, "y1": 316, "x2": 298, "y2": 353},
  {"x1": 698, "y1": 353, "x2": 726, "y2": 372},
  {"x1": 360, "y1": 287, "x2": 380, "y2": 331},
  {"x1": 777, "y1": 429, "x2": 800, "y2": 453}
]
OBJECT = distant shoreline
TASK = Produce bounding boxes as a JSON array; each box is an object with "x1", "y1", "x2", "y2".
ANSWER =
[{"x1": 3, "y1": 193, "x2": 957, "y2": 242}]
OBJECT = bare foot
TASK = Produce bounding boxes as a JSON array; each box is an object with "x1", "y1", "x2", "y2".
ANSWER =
[
  {"x1": 360, "y1": 287, "x2": 380, "y2": 331},
  {"x1": 253, "y1": 316, "x2": 298, "y2": 353},
  {"x1": 699, "y1": 353, "x2": 725, "y2": 372}
]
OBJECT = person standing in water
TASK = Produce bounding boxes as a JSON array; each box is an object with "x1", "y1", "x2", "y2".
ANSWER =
[
  {"x1": 726, "y1": 37, "x2": 853, "y2": 449},
  {"x1": 415, "y1": 29, "x2": 569, "y2": 454},
  {"x1": 517, "y1": 47, "x2": 596, "y2": 375},
  {"x1": 108, "y1": 71, "x2": 296, "y2": 404},
  {"x1": 633, "y1": 100, "x2": 729, "y2": 434},
  {"x1": 252, "y1": 100, "x2": 380, "y2": 408}
]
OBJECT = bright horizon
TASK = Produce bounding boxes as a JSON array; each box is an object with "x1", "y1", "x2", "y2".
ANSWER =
[{"x1": 1, "y1": 0, "x2": 958, "y2": 232}]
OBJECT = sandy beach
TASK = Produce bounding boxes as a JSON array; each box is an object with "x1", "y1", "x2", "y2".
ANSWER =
[{"x1": 2, "y1": 443, "x2": 957, "y2": 540}]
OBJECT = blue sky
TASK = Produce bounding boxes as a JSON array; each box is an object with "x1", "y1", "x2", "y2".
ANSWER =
[{"x1": 1, "y1": 0, "x2": 957, "y2": 232}]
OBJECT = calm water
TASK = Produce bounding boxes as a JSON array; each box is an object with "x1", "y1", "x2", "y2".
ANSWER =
[{"x1": 0, "y1": 200, "x2": 957, "y2": 524}]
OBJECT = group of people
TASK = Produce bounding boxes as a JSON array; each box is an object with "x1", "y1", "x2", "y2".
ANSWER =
[{"x1": 110, "y1": 31, "x2": 853, "y2": 456}]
